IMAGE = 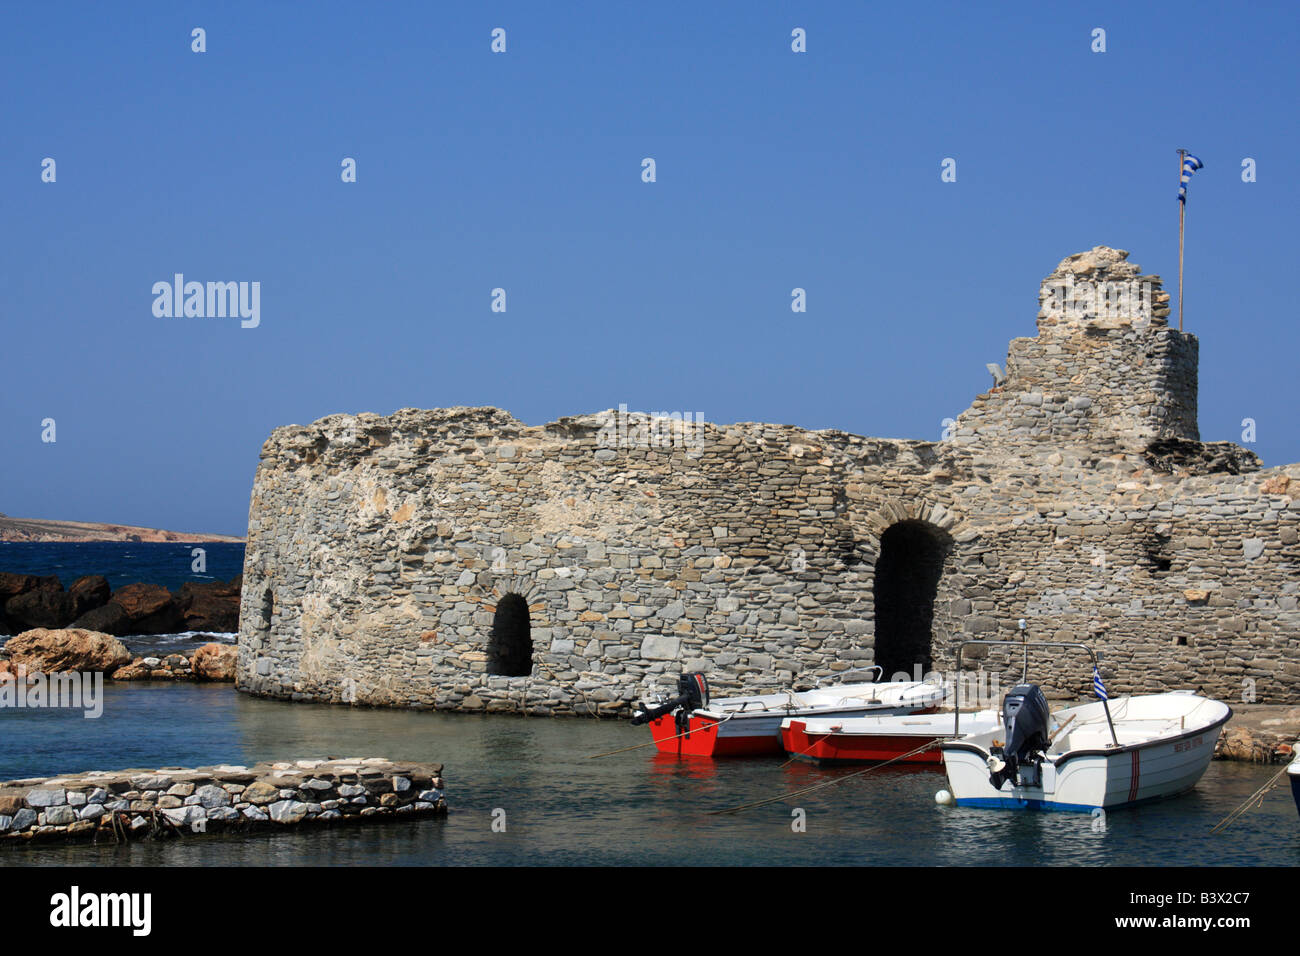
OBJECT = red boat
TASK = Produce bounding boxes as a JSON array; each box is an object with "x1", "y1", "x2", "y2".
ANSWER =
[
  {"x1": 780, "y1": 709, "x2": 1002, "y2": 765},
  {"x1": 633, "y1": 672, "x2": 946, "y2": 757}
]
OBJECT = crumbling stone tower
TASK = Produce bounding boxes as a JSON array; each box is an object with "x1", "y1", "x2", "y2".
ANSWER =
[
  {"x1": 956, "y1": 247, "x2": 1199, "y2": 458},
  {"x1": 238, "y1": 247, "x2": 1300, "y2": 713}
]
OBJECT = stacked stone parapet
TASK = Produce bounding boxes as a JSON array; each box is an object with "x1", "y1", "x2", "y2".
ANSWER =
[{"x1": 955, "y1": 247, "x2": 1198, "y2": 454}]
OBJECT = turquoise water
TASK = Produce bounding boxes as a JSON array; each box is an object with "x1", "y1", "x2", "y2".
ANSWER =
[{"x1": 0, "y1": 684, "x2": 1294, "y2": 866}]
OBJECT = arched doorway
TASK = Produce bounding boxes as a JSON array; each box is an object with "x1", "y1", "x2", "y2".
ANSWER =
[
  {"x1": 872, "y1": 520, "x2": 951, "y2": 679},
  {"x1": 488, "y1": 593, "x2": 533, "y2": 677}
]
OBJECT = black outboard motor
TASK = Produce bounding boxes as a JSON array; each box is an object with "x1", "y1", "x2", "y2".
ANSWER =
[
  {"x1": 988, "y1": 683, "x2": 1051, "y2": 790},
  {"x1": 630, "y1": 673, "x2": 710, "y2": 738}
]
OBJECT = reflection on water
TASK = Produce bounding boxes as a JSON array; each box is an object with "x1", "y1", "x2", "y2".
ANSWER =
[{"x1": 0, "y1": 684, "x2": 1295, "y2": 866}]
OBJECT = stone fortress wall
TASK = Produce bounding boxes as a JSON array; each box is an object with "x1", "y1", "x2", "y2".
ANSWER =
[{"x1": 237, "y1": 247, "x2": 1300, "y2": 712}]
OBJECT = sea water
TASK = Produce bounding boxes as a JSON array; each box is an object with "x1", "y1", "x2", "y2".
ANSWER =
[
  {"x1": 0, "y1": 683, "x2": 1293, "y2": 867},
  {"x1": 1, "y1": 543, "x2": 1294, "y2": 866}
]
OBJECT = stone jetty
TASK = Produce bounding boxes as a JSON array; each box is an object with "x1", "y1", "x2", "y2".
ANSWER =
[{"x1": 0, "y1": 758, "x2": 446, "y2": 845}]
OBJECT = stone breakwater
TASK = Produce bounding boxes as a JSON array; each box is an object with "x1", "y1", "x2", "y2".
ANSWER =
[
  {"x1": 0, "y1": 758, "x2": 446, "y2": 845},
  {"x1": 238, "y1": 246, "x2": 1300, "y2": 713}
]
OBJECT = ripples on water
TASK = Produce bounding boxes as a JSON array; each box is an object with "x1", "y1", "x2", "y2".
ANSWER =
[
  {"x1": 0, "y1": 685, "x2": 1294, "y2": 867},
  {"x1": 0, "y1": 542, "x2": 246, "y2": 591}
]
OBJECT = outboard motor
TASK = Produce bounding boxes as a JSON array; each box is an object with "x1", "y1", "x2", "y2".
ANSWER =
[
  {"x1": 630, "y1": 673, "x2": 710, "y2": 738},
  {"x1": 987, "y1": 683, "x2": 1051, "y2": 790}
]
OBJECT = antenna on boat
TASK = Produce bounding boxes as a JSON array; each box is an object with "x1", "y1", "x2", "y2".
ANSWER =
[{"x1": 1018, "y1": 619, "x2": 1028, "y2": 684}]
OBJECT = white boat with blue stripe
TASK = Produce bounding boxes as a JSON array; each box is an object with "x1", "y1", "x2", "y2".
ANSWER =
[{"x1": 939, "y1": 639, "x2": 1231, "y2": 813}]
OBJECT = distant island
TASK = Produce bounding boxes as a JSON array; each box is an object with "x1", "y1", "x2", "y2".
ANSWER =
[{"x1": 0, "y1": 514, "x2": 244, "y2": 544}]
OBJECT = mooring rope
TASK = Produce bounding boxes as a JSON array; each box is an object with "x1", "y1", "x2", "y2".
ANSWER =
[
  {"x1": 778, "y1": 722, "x2": 837, "y2": 768},
  {"x1": 708, "y1": 738, "x2": 944, "y2": 815},
  {"x1": 1210, "y1": 761, "x2": 1292, "y2": 834}
]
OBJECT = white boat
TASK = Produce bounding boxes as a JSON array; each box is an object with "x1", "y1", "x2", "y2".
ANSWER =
[{"x1": 942, "y1": 692, "x2": 1231, "y2": 812}]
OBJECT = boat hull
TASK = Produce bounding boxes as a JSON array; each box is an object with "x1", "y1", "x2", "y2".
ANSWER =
[
  {"x1": 648, "y1": 704, "x2": 929, "y2": 757},
  {"x1": 780, "y1": 711, "x2": 1002, "y2": 765},
  {"x1": 643, "y1": 679, "x2": 945, "y2": 757},
  {"x1": 782, "y1": 723, "x2": 945, "y2": 764},
  {"x1": 941, "y1": 696, "x2": 1230, "y2": 812},
  {"x1": 1289, "y1": 760, "x2": 1300, "y2": 819}
]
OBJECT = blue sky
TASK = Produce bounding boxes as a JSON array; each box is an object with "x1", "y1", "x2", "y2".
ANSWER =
[{"x1": 3, "y1": 1, "x2": 1297, "y2": 536}]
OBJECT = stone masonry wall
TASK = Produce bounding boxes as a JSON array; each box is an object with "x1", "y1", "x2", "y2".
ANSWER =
[
  {"x1": 237, "y1": 247, "x2": 1300, "y2": 711},
  {"x1": 0, "y1": 758, "x2": 446, "y2": 844}
]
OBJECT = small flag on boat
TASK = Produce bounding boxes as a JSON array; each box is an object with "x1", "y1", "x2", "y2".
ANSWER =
[
  {"x1": 1178, "y1": 154, "x2": 1203, "y2": 203},
  {"x1": 1092, "y1": 665, "x2": 1108, "y2": 700}
]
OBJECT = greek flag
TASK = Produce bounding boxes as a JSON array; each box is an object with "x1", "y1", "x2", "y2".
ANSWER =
[
  {"x1": 1092, "y1": 665, "x2": 1108, "y2": 700},
  {"x1": 1178, "y1": 154, "x2": 1203, "y2": 203}
]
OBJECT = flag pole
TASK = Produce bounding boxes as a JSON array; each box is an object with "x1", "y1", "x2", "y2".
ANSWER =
[
  {"x1": 1093, "y1": 659, "x2": 1120, "y2": 748},
  {"x1": 1177, "y1": 148, "x2": 1186, "y2": 332},
  {"x1": 1103, "y1": 697, "x2": 1119, "y2": 748}
]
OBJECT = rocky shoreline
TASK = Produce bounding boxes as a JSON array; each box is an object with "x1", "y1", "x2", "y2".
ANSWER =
[
  {"x1": 0, "y1": 571, "x2": 241, "y2": 637},
  {"x1": 1213, "y1": 705, "x2": 1300, "y2": 764},
  {"x1": 1, "y1": 628, "x2": 237, "y2": 682},
  {"x1": 0, "y1": 758, "x2": 447, "y2": 845}
]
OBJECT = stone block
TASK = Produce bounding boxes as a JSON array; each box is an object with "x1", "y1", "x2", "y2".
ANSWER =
[{"x1": 639, "y1": 636, "x2": 680, "y2": 660}]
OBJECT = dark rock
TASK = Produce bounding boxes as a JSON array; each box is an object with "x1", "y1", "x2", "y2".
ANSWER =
[
  {"x1": 71, "y1": 602, "x2": 131, "y2": 636},
  {"x1": 4, "y1": 589, "x2": 77, "y2": 630},
  {"x1": 109, "y1": 583, "x2": 184, "y2": 634},
  {"x1": 0, "y1": 572, "x2": 243, "y2": 638},
  {"x1": 0, "y1": 574, "x2": 61, "y2": 603},
  {"x1": 68, "y1": 575, "x2": 111, "y2": 618},
  {"x1": 111, "y1": 582, "x2": 171, "y2": 618},
  {"x1": 1, "y1": 575, "x2": 68, "y2": 632},
  {"x1": 177, "y1": 577, "x2": 242, "y2": 632}
]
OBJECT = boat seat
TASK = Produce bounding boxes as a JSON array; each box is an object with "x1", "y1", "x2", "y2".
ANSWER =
[{"x1": 1055, "y1": 721, "x2": 1184, "y2": 752}]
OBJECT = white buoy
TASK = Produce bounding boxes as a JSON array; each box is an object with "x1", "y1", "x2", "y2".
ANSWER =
[{"x1": 935, "y1": 789, "x2": 954, "y2": 806}]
